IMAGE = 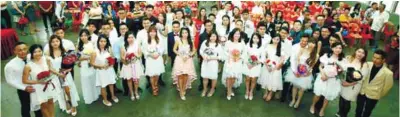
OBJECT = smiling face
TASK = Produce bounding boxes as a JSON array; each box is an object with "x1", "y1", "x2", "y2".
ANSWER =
[
  {"x1": 14, "y1": 44, "x2": 28, "y2": 59},
  {"x1": 252, "y1": 34, "x2": 260, "y2": 44},
  {"x1": 355, "y1": 48, "x2": 366, "y2": 60},
  {"x1": 127, "y1": 34, "x2": 135, "y2": 44},
  {"x1": 32, "y1": 48, "x2": 43, "y2": 60},
  {"x1": 80, "y1": 32, "x2": 89, "y2": 43},
  {"x1": 210, "y1": 33, "x2": 217, "y2": 43},
  {"x1": 332, "y1": 44, "x2": 343, "y2": 56}
]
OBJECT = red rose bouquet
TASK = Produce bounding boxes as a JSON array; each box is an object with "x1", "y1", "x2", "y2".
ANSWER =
[
  {"x1": 37, "y1": 71, "x2": 55, "y2": 91},
  {"x1": 297, "y1": 64, "x2": 308, "y2": 76},
  {"x1": 248, "y1": 55, "x2": 259, "y2": 65},
  {"x1": 125, "y1": 53, "x2": 137, "y2": 63},
  {"x1": 106, "y1": 56, "x2": 115, "y2": 66},
  {"x1": 265, "y1": 59, "x2": 277, "y2": 69}
]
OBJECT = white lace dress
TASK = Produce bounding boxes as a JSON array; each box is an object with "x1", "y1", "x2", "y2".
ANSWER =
[{"x1": 221, "y1": 41, "x2": 246, "y2": 88}]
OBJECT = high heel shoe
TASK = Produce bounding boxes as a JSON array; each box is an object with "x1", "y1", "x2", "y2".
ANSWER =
[
  {"x1": 245, "y1": 92, "x2": 249, "y2": 100},
  {"x1": 201, "y1": 91, "x2": 206, "y2": 97},
  {"x1": 249, "y1": 95, "x2": 253, "y2": 100},
  {"x1": 180, "y1": 96, "x2": 186, "y2": 100},
  {"x1": 310, "y1": 107, "x2": 315, "y2": 114},
  {"x1": 112, "y1": 97, "x2": 119, "y2": 103},
  {"x1": 227, "y1": 96, "x2": 231, "y2": 100},
  {"x1": 130, "y1": 96, "x2": 135, "y2": 101}
]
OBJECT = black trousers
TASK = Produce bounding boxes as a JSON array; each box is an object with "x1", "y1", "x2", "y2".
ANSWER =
[
  {"x1": 17, "y1": 90, "x2": 42, "y2": 117},
  {"x1": 1, "y1": 9, "x2": 12, "y2": 29},
  {"x1": 280, "y1": 61, "x2": 292, "y2": 102},
  {"x1": 356, "y1": 94, "x2": 378, "y2": 117},
  {"x1": 338, "y1": 96, "x2": 352, "y2": 117},
  {"x1": 41, "y1": 12, "x2": 53, "y2": 30}
]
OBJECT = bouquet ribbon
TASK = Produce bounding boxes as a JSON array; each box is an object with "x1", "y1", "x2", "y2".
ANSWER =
[{"x1": 43, "y1": 81, "x2": 55, "y2": 92}]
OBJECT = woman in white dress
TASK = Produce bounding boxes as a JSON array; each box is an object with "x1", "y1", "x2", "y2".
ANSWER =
[
  {"x1": 222, "y1": 28, "x2": 246, "y2": 100},
  {"x1": 336, "y1": 47, "x2": 369, "y2": 117},
  {"x1": 45, "y1": 35, "x2": 80, "y2": 116},
  {"x1": 165, "y1": 4, "x2": 174, "y2": 31},
  {"x1": 156, "y1": 13, "x2": 169, "y2": 64},
  {"x1": 199, "y1": 32, "x2": 222, "y2": 97},
  {"x1": 144, "y1": 26, "x2": 165, "y2": 96},
  {"x1": 310, "y1": 42, "x2": 346, "y2": 117},
  {"x1": 90, "y1": 35, "x2": 119, "y2": 107},
  {"x1": 22, "y1": 44, "x2": 57, "y2": 117},
  {"x1": 217, "y1": 15, "x2": 233, "y2": 37},
  {"x1": 285, "y1": 37, "x2": 320, "y2": 109},
  {"x1": 243, "y1": 33, "x2": 264, "y2": 100},
  {"x1": 258, "y1": 37, "x2": 286, "y2": 102},
  {"x1": 76, "y1": 29, "x2": 99, "y2": 104},
  {"x1": 172, "y1": 27, "x2": 197, "y2": 100},
  {"x1": 120, "y1": 32, "x2": 144, "y2": 101}
]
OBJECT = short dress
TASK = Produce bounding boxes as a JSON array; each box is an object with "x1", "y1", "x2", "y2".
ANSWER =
[
  {"x1": 144, "y1": 40, "x2": 165, "y2": 77},
  {"x1": 258, "y1": 45, "x2": 285, "y2": 91},
  {"x1": 120, "y1": 42, "x2": 145, "y2": 81},
  {"x1": 172, "y1": 41, "x2": 197, "y2": 89},
  {"x1": 199, "y1": 41, "x2": 222, "y2": 80},
  {"x1": 285, "y1": 50, "x2": 314, "y2": 90},
  {"x1": 221, "y1": 41, "x2": 246, "y2": 88},
  {"x1": 27, "y1": 57, "x2": 57, "y2": 111},
  {"x1": 94, "y1": 49, "x2": 117, "y2": 88},
  {"x1": 243, "y1": 44, "x2": 264, "y2": 78},
  {"x1": 313, "y1": 54, "x2": 345, "y2": 101}
]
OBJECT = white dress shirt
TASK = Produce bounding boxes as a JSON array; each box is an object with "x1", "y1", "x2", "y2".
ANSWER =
[
  {"x1": 55, "y1": 2, "x2": 66, "y2": 19},
  {"x1": 371, "y1": 11, "x2": 389, "y2": 31},
  {"x1": 243, "y1": 19, "x2": 255, "y2": 39},
  {"x1": 90, "y1": 33, "x2": 99, "y2": 47},
  {"x1": 5, "y1": 57, "x2": 28, "y2": 90},
  {"x1": 136, "y1": 29, "x2": 149, "y2": 50}
]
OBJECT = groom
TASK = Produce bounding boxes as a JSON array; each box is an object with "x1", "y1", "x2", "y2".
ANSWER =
[{"x1": 5, "y1": 42, "x2": 42, "y2": 117}]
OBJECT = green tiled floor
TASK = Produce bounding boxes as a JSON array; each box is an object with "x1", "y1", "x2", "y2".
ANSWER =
[{"x1": 1, "y1": 20, "x2": 398, "y2": 117}]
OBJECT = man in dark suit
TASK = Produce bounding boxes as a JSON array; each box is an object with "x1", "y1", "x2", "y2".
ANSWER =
[
  {"x1": 264, "y1": 12, "x2": 276, "y2": 38},
  {"x1": 197, "y1": 20, "x2": 214, "y2": 91},
  {"x1": 168, "y1": 21, "x2": 181, "y2": 68},
  {"x1": 138, "y1": 4, "x2": 159, "y2": 30},
  {"x1": 114, "y1": 8, "x2": 134, "y2": 36}
]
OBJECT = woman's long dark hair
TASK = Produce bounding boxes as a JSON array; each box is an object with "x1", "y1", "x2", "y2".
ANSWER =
[
  {"x1": 78, "y1": 29, "x2": 91, "y2": 52},
  {"x1": 197, "y1": 7, "x2": 207, "y2": 22},
  {"x1": 306, "y1": 38, "x2": 319, "y2": 66},
  {"x1": 349, "y1": 47, "x2": 368, "y2": 68},
  {"x1": 159, "y1": 13, "x2": 167, "y2": 26},
  {"x1": 222, "y1": 15, "x2": 231, "y2": 35},
  {"x1": 180, "y1": 27, "x2": 194, "y2": 51},
  {"x1": 228, "y1": 28, "x2": 242, "y2": 43},
  {"x1": 327, "y1": 42, "x2": 345, "y2": 61},
  {"x1": 97, "y1": 34, "x2": 111, "y2": 52},
  {"x1": 124, "y1": 31, "x2": 135, "y2": 51},
  {"x1": 275, "y1": 11, "x2": 283, "y2": 22},
  {"x1": 269, "y1": 37, "x2": 282, "y2": 57},
  {"x1": 49, "y1": 35, "x2": 66, "y2": 59},
  {"x1": 249, "y1": 33, "x2": 262, "y2": 49},
  {"x1": 29, "y1": 44, "x2": 43, "y2": 60},
  {"x1": 206, "y1": 32, "x2": 219, "y2": 47},
  {"x1": 147, "y1": 25, "x2": 159, "y2": 44}
]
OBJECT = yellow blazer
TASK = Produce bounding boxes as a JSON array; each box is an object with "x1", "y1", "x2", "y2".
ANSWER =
[{"x1": 360, "y1": 62, "x2": 393, "y2": 100}]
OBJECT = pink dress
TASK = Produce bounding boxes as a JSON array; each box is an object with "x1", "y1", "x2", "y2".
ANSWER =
[{"x1": 171, "y1": 41, "x2": 197, "y2": 89}]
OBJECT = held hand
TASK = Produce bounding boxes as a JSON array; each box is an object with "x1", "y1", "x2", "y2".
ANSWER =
[
  {"x1": 25, "y1": 86, "x2": 36, "y2": 93},
  {"x1": 295, "y1": 72, "x2": 301, "y2": 78},
  {"x1": 321, "y1": 73, "x2": 328, "y2": 81},
  {"x1": 341, "y1": 81, "x2": 352, "y2": 86},
  {"x1": 247, "y1": 64, "x2": 253, "y2": 69},
  {"x1": 59, "y1": 73, "x2": 66, "y2": 79}
]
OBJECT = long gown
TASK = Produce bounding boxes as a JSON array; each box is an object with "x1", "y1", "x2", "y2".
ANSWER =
[{"x1": 79, "y1": 43, "x2": 100, "y2": 104}]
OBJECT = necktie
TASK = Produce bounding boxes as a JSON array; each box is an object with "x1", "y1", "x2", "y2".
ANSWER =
[{"x1": 23, "y1": 59, "x2": 27, "y2": 64}]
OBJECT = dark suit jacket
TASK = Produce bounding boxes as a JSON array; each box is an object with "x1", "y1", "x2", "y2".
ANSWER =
[
  {"x1": 114, "y1": 18, "x2": 134, "y2": 36},
  {"x1": 197, "y1": 31, "x2": 210, "y2": 57},
  {"x1": 167, "y1": 32, "x2": 178, "y2": 58}
]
